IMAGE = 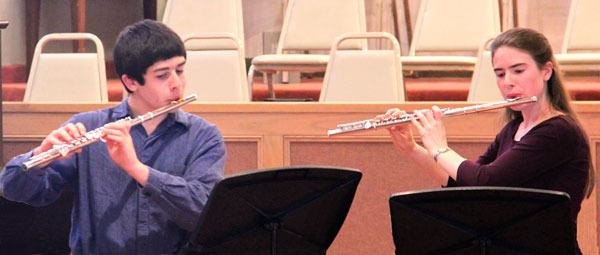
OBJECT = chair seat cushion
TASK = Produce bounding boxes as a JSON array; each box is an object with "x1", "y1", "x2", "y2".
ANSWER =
[
  {"x1": 400, "y1": 56, "x2": 477, "y2": 71},
  {"x1": 555, "y1": 53, "x2": 600, "y2": 64},
  {"x1": 555, "y1": 53, "x2": 600, "y2": 71},
  {"x1": 251, "y1": 54, "x2": 329, "y2": 72}
]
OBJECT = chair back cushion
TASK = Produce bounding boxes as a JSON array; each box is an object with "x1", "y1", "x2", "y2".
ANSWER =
[
  {"x1": 163, "y1": 0, "x2": 244, "y2": 51},
  {"x1": 28, "y1": 53, "x2": 105, "y2": 102},
  {"x1": 410, "y1": 0, "x2": 500, "y2": 55},
  {"x1": 563, "y1": 0, "x2": 600, "y2": 52},
  {"x1": 321, "y1": 50, "x2": 404, "y2": 102},
  {"x1": 468, "y1": 48, "x2": 503, "y2": 101},
  {"x1": 278, "y1": 0, "x2": 366, "y2": 52},
  {"x1": 184, "y1": 50, "x2": 249, "y2": 101}
]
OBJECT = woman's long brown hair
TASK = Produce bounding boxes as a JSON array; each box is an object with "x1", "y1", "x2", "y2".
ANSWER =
[{"x1": 490, "y1": 28, "x2": 595, "y2": 198}]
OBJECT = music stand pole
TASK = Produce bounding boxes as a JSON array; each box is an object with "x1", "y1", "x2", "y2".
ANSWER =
[{"x1": 265, "y1": 222, "x2": 279, "y2": 255}]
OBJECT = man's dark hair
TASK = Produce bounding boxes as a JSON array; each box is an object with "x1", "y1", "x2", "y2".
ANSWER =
[{"x1": 114, "y1": 19, "x2": 186, "y2": 93}]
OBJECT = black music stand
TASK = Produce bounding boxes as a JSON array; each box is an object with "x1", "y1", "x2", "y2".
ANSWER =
[
  {"x1": 179, "y1": 165, "x2": 362, "y2": 255},
  {"x1": 389, "y1": 187, "x2": 576, "y2": 255}
]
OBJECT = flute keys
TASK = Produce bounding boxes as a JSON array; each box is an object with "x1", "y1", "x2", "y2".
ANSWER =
[{"x1": 52, "y1": 145, "x2": 70, "y2": 157}]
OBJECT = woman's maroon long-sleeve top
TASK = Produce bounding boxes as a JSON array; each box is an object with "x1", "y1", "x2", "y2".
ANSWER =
[{"x1": 449, "y1": 115, "x2": 589, "y2": 221}]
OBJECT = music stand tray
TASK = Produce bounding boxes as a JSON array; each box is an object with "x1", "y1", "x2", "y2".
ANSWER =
[
  {"x1": 179, "y1": 165, "x2": 362, "y2": 255},
  {"x1": 389, "y1": 187, "x2": 576, "y2": 255}
]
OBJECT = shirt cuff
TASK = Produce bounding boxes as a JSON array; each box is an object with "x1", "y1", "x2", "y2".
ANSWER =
[
  {"x1": 142, "y1": 167, "x2": 167, "y2": 197},
  {"x1": 455, "y1": 160, "x2": 478, "y2": 186},
  {"x1": 444, "y1": 177, "x2": 458, "y2": 187},
  {"x1": 8, "y1": 151, "x2": 48, "y2": 176}
]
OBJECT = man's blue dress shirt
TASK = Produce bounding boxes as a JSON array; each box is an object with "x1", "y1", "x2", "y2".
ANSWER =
[{"x1": 0, "y1": 100, "x2": 226, "y2": 254}]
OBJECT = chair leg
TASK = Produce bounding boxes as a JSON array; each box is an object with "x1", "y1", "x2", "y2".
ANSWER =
[
  {"x1": 266, "y1": 73, "x2": 275, "y2": 99},
  {"x1": 247, "y1": 65, "x2": 255, "y2": 101}
]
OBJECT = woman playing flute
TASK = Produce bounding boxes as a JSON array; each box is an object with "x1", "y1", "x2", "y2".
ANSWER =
[{"x1": 382, "y1": 28, "x2": 594, "y2": 254}]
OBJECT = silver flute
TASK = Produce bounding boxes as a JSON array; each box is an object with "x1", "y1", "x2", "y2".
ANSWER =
[
  {"x1": 327, "y1": 96, "x2": 538, "y2": 136},
  {"x1": 21, "y1": 94, "x2": 198, "y2": 170}
]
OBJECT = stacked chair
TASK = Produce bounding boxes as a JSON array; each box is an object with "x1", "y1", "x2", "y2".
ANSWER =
[
  {"x1": 162, "y1": 0, "x2": 249, "y2": 102},
  {"x1": 24, "y1": 33, "x2": 108, "y2": 102},
  {"x1": 467, "y1": 37, "x2": 503, "y2": 101},
  {"x1": 247, "y1": 0, "x2": 367, "y2": 100},
  {"x1": 401, "y1": 0, "x2": 501, "y2": 73},
  {"x1": 554, "y1": 0, "x2": 600, "y2": 72},
  {"x1": 319, "y1": 32, "x2": 405, "y2": 102}
]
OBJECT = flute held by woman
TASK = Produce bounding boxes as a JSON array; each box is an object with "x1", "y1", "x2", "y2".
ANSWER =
[{"x1": 327, "y1": 96, "x2": 537, "y2": 136}]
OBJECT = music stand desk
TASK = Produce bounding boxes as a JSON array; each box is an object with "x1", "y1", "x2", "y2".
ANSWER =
[
  {"x1": 180, "y1": 165, "x2": 362, "y2": 255},
  {"x1": 389, "y1": 187, "x2": 576, "y2": 255}
]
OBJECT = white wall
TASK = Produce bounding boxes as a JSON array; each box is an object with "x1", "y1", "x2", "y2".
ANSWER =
[
  {"x1": 0, "y1": 0, "x2": 26, "y2": 65},
  {"x1": 0, "y1": 0, "x2": 576, "y2": 67},
  {"x1": 0, "y1": 0, "x2": 143, "y2": 66}
]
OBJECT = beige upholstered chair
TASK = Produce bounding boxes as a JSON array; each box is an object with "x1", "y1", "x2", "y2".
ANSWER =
[
  {"x1": 183, "y1": 33, "x2": 249, "y2": 102},
  {"x1": 162, "y1": 0, "x2": 244, "y2": 53},
  {"x1": 248, "y1": 0, "x2": 367, "y2": 99},
  {"x1": 162, "y1": 0, "x2": 248, "y2": 101},
  {"x1": 467, "y1": 37, "x2": 503, "y2": 101},
  {"x1": 554, "y1": 0, "x2": 600, "y2": 72},
  {"x1": 24, "y1": 33, "x2": 108, "y2": 102},
  {"x1": 401, "y1": 0, "x2": 501, "y2": 72},
  {"x1": 320, "y1": 32, "x2": 405, "y2": 102}
]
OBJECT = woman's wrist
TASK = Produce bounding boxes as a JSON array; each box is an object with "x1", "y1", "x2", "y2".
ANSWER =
[{"x1": 432, "y1": 147, "x2": 450, "y2": 162}]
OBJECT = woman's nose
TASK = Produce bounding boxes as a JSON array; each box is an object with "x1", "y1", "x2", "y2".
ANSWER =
[{"x1": 502, "y1": 73, "x2": 515, "y2": 87}]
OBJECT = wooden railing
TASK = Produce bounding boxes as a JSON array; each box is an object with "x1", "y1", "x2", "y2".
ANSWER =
[{"x1": 2, "y1": 102, "x2": 599, "y2": 254}]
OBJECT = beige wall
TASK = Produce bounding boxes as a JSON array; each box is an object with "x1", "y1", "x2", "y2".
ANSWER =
[{"x1": 0, "y1": 0, "x2": 576, "y2": 65}]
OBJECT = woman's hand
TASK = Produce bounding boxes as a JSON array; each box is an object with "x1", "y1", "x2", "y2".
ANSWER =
[
  {"x1": 378, "y1": 108, "x2": 418, "y2": 153},
  {"x1": 411, "y1": 106, "x2": 448, "y2": 155}
]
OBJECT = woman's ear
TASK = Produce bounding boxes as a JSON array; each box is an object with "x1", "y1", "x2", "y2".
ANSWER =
[
  {"x1": 121, "y1": 74, "x2": 138, "y2": 92},
  {"x1": 542, "y1": 61, "x2": 554, "y2": 81}
]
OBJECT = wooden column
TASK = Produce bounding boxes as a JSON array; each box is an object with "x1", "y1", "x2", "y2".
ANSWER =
[
  {"x1": 25, "y1": 0, "x2": 40, "y2": 76},
  {"x1": 0, "y1": 21, "x2": 8, "y2": 163},
  {"x1": 144, "y1": 0, "x2": 158, "y2": 20},
  {"x1": 25, "y1": 0, "x2": 87, "y2": 73},
  {"x1": 71, "y1": 0, "x2": 86, "y2": 52}
]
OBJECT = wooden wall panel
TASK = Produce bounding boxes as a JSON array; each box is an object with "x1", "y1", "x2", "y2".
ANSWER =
[
  {"x1": 2, "y1": 137, "x2": 39, "y2": 163},
  {"x1": 223, "y1": 138, "x2": 260, "y2": 175}
]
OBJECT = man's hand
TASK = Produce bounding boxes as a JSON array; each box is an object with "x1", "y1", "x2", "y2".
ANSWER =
[
  {"x1": 33, "y1": 123, "x2": 87, "y2": 162},
  {"x1": 102, "y1": 121, "x2": 149, "y2": 185}
]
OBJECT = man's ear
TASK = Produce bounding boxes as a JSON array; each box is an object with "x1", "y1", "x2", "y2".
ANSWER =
[
  {"x1": 121, "y1": 74, "x2": 139, "y2": 92},
  {"x1": 542, "y1": 61, "x2": 554, "y2": 81}
]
